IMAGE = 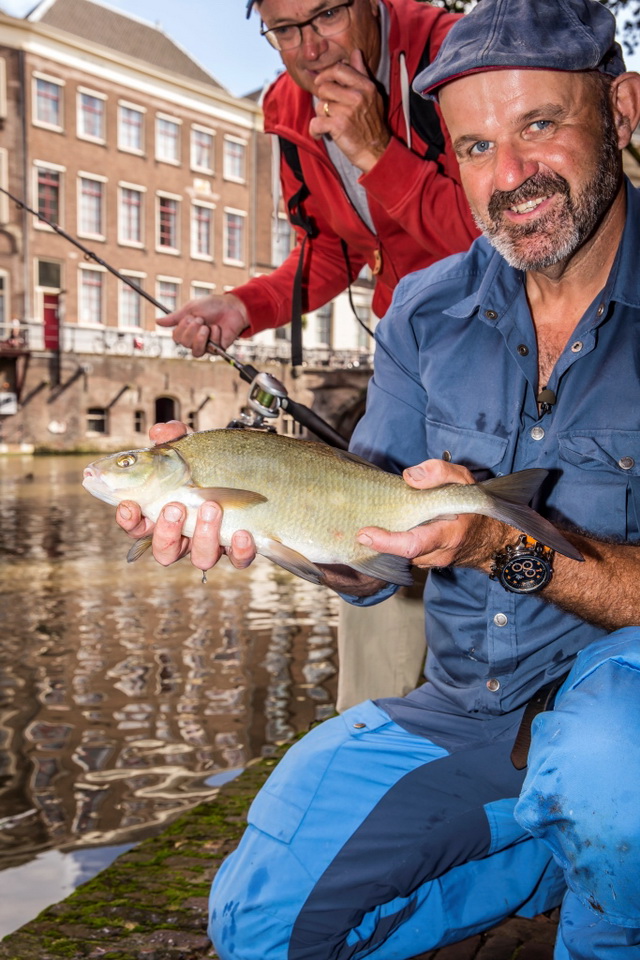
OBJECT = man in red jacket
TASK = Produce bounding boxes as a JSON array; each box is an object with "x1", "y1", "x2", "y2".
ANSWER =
[{"x1": 157, "y1": 0, "x2": 479, "y2": 353}]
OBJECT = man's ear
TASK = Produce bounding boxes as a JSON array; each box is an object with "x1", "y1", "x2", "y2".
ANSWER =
[{"x1": 610, "y1": 72, "x2": 640, "y2": 149}]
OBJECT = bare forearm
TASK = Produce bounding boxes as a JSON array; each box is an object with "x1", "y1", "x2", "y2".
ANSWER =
[{"x1": 542, "y1": 534, "x2": 640, "y2": 631}]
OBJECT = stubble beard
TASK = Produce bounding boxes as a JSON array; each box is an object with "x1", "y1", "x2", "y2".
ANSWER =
[{"x1": 473, "y1": 113, "x2": 621, "y2": 272}]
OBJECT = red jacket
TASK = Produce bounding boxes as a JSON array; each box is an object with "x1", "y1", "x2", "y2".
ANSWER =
[{"x1": 235, "y1": 0, "x2": 479, "y2": 336}]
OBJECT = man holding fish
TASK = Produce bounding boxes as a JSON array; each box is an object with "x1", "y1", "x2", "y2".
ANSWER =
[{"x1": 111, "y1": 0, "x2": 640, "y2": 955}]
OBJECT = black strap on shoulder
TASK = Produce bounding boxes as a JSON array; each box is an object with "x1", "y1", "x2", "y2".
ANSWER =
[
  {"x1": 408, "y1": 39, "x2": 445, "y2": 165},
  {"x1": 279, "y1": 136, "x2": 317, "y2": 368}
]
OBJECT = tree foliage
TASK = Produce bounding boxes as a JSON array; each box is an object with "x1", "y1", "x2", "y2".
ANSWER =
[{"x1": 431, "y1": 0, "x2": 640, "y2": 53}]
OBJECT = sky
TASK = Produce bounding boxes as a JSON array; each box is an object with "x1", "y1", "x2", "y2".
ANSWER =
[
  {"x1": 0, "y1": 0, "x2": 639, "y2": 96},
  {"x1": 0, "y1": 0, "x2": 285, "y2": 98}
]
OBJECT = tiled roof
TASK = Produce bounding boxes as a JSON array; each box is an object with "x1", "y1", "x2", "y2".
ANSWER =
[{"x1": 28, "y1": 0, "x2": 225, "y2": 90}]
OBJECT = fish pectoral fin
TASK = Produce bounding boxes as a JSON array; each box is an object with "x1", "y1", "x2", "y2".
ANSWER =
[
  {"x1": 415, "y1": 515, "x2": 458, "y2": 525},
  {"x1": 194, "y1": 486, "x2": 268, "y2": 509},
  {"x1": 127, "y1": 536, "x2": 153, "y2": 563},
  {"x1": 350, "y1": 553, "x2": 415, "y2": 587},
  {"x1": 260, "y1": 539, "x2": 325, "y2": 586}
]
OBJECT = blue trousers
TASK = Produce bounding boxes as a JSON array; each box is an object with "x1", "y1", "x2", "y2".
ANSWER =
[{"x1": 209, "y1": 628, "x2": 640, "y2": 959}]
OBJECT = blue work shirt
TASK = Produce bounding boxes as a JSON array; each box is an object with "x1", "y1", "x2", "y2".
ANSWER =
[{"x1": 347, "y1": 178, "x2": 640, "y2": 719}]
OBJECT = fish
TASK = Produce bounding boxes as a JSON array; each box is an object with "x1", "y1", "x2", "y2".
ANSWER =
[{"x1": 82, "y1": 427, "x2": 583, "y2": 588}]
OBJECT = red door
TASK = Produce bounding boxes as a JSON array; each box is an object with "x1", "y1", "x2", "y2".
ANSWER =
[{"x1": 43, "y1": 293, "x2": 60, "y2": 350}]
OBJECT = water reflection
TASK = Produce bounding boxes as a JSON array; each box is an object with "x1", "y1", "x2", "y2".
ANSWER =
[{"x1": 0, "y1": 455, "x2": 338, "y2": 875}]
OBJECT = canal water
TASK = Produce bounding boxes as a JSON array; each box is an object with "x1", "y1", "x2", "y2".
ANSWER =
[{"x1": 0, "y1": 454, "x2": 339, "y2": 937}]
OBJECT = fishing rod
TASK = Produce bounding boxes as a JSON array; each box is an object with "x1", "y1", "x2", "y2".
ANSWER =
[{"x1": 0, "y1": 184, "x2": 349, "y2": 449}]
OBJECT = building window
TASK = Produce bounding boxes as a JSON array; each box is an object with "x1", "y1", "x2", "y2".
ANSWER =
[
  {"x1": 191, "y1": 203, "x2": 213, "y2": 259},
  {"x1": 157, "y1": 195, "x2": 179, "y2": 251},
  {"x1": 156, "y1": 116, "x2": 180, "y2": 163},
  {"x1": 119, "y1": 186, "x2": 143, "y2": 245},
  {"x1": 191, "y1": 126, "x2": 214, "y2": 172},
  {"x1": 191, "y1": 283, "x2": 214, "y2": 300},
  {"x1": 134, "y1": 410, "x2": 146, "y2": 433},
  {"x1": 316, "y1": 303, "x2": 333, "y2": 346},
  {"x1": 34, "y1": 75, "x2": 63, "y2": 129},
  {"x1": 79, "y1": 268, "x2": 104, "y2": 324},
  {"x1": 87, "y1": 407, "x2": 107, "y2": 434},
  {"x1": 0, "y1": 59, "x2": 6, "y2": 121},
  {"x1": 157, "y1": 279, "x2": 180, "y2": 313},
  {"x1": 119, "y1": 276, "x2": 144, "y2": 328},
  {"x1": 78, "y1": 91, "x2": 105, "y2": 141},
  {"x1": 0, "y1": 149, "x2": 8, "y2": 224},
  {"x1": 224, "y1": 210, "x2": 245, "y2": 264},
  {"x1": 223, "y1": 137, "x2": 246, "y2": 181},
  {"x1": 78, "y1": 176, "x2": 105, "y2": 238},
  {"x1": 38, "y1": 259, "x2": 61, "y2": 289},
  {"x1": 118, "y1": 103, "x2": 144, "y2": 153},
  {"x1": 272, "y1": 215, "x2": 293, "y2": 267},
  {"x1": 37, "y1": 167, "x2": 60, "y2": 223}
]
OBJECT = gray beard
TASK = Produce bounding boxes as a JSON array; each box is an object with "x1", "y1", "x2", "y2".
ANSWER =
[{"x1": 474, "y1": 124, "x2": 621, "y2": 272}]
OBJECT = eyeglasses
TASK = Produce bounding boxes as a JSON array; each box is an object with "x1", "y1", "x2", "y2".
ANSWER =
[{"x1": 260, "y1": 1, "x2": 354, "y2": 51}]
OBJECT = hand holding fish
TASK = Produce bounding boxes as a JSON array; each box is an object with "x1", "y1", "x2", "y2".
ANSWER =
[
  {"x1": 355, "y1": 458, "x2": 504, "y2": 575},
  {"x1": 114, "y1": 420, "x2": 257, "y2": 577}
]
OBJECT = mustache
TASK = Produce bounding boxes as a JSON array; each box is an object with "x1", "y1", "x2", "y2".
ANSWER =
[{"x1": 487, "y1": 173, "x2": 570, "y2": 221}]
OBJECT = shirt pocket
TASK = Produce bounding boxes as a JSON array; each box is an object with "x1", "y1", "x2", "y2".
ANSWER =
[
  {"x1": 556, "y1": 430, "x2": 640, "y2": 539},
  {"x1": 425, "y1": 417, "x2": 509, "y2": 478}
]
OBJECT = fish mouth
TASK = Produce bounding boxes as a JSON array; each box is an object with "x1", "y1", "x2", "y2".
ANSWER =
[{"x1": 82, "y1": 467, "x2": 119, "y2": 506}]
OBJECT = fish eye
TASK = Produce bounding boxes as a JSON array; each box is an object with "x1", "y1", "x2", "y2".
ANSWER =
[{"x1": 116, "y1": 454, "x2": 137, "y2": 468}]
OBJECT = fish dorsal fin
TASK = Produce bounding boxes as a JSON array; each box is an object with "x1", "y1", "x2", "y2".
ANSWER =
[
  {"x1": 259, "y1": 538, "x2": 325, "y2": 585},
  {"x1": 191, "y1": 486, "x2": 268, "y2": 509},
  {"x1": 333, "y1": 449, "x2": 386, "y2": 471}
]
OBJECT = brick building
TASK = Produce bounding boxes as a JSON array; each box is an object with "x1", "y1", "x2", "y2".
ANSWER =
[{"x1": 0, "y1": 0, "x2": 374, "y2": 451}]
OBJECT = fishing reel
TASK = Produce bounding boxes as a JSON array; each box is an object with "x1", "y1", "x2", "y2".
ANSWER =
[{"x1": 227, "y1": 371, "x2": 289, "y2": 432}]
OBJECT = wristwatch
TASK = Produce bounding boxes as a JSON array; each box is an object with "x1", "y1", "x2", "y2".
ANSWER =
[{"x1": 490, "y1": 535, "x2": 554, "y2": 594}]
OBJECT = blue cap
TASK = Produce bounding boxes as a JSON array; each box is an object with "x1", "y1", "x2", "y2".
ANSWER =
[{"x1": 414, "y1": 0, "x2": 626, "y2": 99}]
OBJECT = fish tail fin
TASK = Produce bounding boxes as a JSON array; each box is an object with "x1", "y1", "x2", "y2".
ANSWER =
[{"x1": 480, "y1": 470, "x2": 583, "y2": 561}]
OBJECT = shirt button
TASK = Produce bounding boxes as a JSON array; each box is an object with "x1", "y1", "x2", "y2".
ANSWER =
[
  {"x1": 493, "y1": 613, "x2": 508, "y2": 627},
  {"x1": 353, "y1": 722, "x2": 366, "y2": 729},
  {"x1": 486, "y1": 678, "x2": 501, "y2": 692},
  {"x1": 571, "y1": 341, "x2": 583, "y2": 353},
  {"x1": 531, "y1": 426, "x2": 545, "y2": 441},
  {"x1": 596, "y1": 303, "x2": 605, "y2": 317},
  {"x1": 442, "y1": 450, "x2": 452, "y2": 462},
  {"x1": 517, "y1": 344, "x2": 529, "y2": 356},
  {"x1": 485, "y1": 309, "x2": 498, "y2": 320},
  {"x1": 619, "y1": 457, "x2": 635, "y2": 470}
]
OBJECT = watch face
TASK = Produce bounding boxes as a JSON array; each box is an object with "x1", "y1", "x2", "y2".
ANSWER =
[{"x1": 499, "y1": 554, "x2": 552, "y2": 593}]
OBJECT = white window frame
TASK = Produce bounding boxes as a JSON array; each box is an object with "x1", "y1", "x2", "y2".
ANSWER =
[
  {"x1": 0, "y1": 268, "x2": 9, "y2": 335},
  {"x1": 155, "y1": 113, "x2": 182, "y2": 165},
  {"x1": 78, "y1": 263, "x2": 106, "y2": 326},
  {"x1": 118, "y1": 99, "x2": 146, "y2": 155},
  {"x1": 0, "y1": 149, "x2": 9, "y2": 225},
  {"x1": 32, "y1": 71, "x2": 65, "y2": 132},
  {"x1": 118, "y1": 270, "x2": 146, "y2": 329},
  {"x1": 223, "y1": 135, "x2": 247, "y2": 183},
  {"x1": 156, "y1": 191, "x2": 181, "y2": 255},
  {"x1": 190, "y1": 200, "x2": 215, "y2": 261},
  {"x1": 77, "y1": 86, "x2": 107, "y2": 144},
  {"x1": 191, "y1": 281, "x2": 216, "y2": 300},
  {"x1": 33, "y1": 160, "x2": 65, "y2": 231},
  {"x1": 155, "y1": 275, "x2": 182, "y2": 320},
  {"x1": 190, "y1": 124, "x2": 215, "y2": 174},
  {"x1": 272, "y1": 212, "x2": 293, "y2": 267},
  {"x1": 77, "y1": 172, "x2": 107, "y2": 241},
  {"x1": 0, "y1": 59, "x2": 7, "y2": 121},
  {"x1": 118, "y1": 181, "x2": 146, "y2": 248},
  {"x1": 223, "y1": 207, "x2": 247, "y2": 266}
]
